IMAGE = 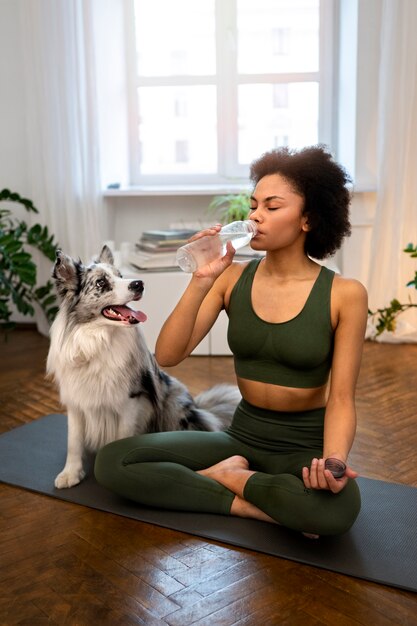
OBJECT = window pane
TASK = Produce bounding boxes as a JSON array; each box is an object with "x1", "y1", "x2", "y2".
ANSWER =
[
  {"x1": 237, "y1": 0, "x2": 319, "y2": 74},
  {"x1": 134, "y1": 0, "x2": 216, "y2": 76},
  {"x1": 138, "y1": 86, "x2": 217, "y2": 174},
  {"x1": 238, "y1": 83, "x2": 318, "y2": 164}
]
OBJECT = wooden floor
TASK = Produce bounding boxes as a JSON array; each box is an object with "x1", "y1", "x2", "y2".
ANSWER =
[{"x1": 1, "y1": 327, "x2": 417, "y2": 625}]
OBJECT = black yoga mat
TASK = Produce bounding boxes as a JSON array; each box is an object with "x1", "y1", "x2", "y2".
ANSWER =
[{"x1": 1, "y1": 414, "x2": 416, "y2": 593}]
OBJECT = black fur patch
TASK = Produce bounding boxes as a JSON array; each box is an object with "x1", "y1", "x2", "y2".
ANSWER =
[
  {"x1": 158, "y1": 370, "x2": 171, "y2": 387},
  {"x1": 65, "y1": 263, "x2": 86, "y2": 314},
  {"x1": 142, "y1": 370, "x2": 158, "y2": 406},
  {"x1": 130, "y1": 369, "x2": 158, "y2": 408},
  {"x1": 73, "y1": 262, "x2": 84, "y2": 297},
  {"x1": 181, "y1": 407, "x2": 206, "y2": 431}
]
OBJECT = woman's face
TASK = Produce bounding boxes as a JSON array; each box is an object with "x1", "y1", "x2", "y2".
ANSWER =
[{"x1": 248, "y1": 173, "x2": 309, "y2": 252}]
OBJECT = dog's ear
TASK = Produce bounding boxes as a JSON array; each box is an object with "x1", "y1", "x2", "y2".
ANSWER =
[
  {"x1": 97, "y1": 245, "x2": 114, "y2": 266},
  {"x1": 52, "y1": 250, "x2": 81, "y2": 293}
]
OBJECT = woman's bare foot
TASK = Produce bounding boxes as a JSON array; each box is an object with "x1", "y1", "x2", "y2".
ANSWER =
[
  {"x1": 197, "y1": 455, "x2": 249, "y2": 478},
  {"x1": 198, "y1": 457, "x2": 276, "y2": 523},
  {"x1": 197, "y1": 455, "x2": 255, "y2": 498}
]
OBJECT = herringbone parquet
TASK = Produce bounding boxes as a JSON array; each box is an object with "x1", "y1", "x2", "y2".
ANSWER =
[{"x1": 1, "y1": 328, "x2": 416, "y2": 625}]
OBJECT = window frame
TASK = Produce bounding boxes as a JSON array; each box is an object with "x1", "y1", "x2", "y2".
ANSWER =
[{"x1": 125, "y1": 0, "x2": 336, "y2": 186}]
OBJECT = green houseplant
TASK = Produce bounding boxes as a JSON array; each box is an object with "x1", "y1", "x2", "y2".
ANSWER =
[
  {"x1": 207, "y1": 192, "x2": 251, "y2": 224},
  {"x1": 0, "y1": 188, "x2": 59, "y2": 332},
  {"x1": 367, "y1": 243, "x2": 417, "y2": 336}
]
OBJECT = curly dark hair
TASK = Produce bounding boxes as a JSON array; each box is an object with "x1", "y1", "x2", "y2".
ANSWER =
[{"x1": 249, "y1": 145, "x2": 352, "y2": 259}]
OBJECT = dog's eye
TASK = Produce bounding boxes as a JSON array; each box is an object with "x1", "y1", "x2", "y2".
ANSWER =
[{"x1": 96, "y1": 278, "x2": 106, "y2": 289}]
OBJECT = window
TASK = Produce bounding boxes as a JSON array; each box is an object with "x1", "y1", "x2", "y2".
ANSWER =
[
  {"x1": 175, "y1": 140, "x2": 189, "y2": 163},
  {"x1": 273, "y1": 84, "x2": 289, "y2": 109},
  {"x1": 272, "y1": 28, "x2": 291, "y2": 56},
  {"x1": 127, "y1": 0, "x2": 334, "y2": 184}
]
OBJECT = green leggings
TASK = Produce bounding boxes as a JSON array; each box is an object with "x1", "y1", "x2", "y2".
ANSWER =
[{"x1": 94, "y1": 400, "x2": 361, "y2": 536}]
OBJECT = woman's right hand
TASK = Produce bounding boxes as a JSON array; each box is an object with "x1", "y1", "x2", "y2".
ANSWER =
[{"x1": 190, "y1": 225, "x2": 236, "y2": 279}]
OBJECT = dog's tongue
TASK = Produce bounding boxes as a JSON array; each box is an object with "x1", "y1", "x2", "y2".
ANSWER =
[{"x1": 103, "y1": 305, "x2": 147, "y2": 324}]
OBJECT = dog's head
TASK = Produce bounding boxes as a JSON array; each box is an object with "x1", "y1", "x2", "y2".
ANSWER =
[{"x1": 52, "y1": 245, "x2": 147, "y2": 326}]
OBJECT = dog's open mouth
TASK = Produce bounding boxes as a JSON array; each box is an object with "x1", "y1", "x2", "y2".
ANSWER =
[{"x1": 101, "y1": 305, "x2": 147, "y2": 325}]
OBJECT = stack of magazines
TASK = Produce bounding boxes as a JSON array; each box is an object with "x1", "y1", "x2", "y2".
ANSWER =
[{"x1": 127, "y1": 228, "x2": 197, "y2": 271}]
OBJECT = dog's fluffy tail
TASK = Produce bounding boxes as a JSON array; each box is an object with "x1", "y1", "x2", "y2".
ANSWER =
[{"x1": 193, "y1": 383, "x2": 241, "y2": 431}]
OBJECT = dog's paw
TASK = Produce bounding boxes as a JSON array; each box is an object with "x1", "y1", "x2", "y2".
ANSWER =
[{"x1": 54, "y1": 467, "x2": 86, "y2": 489}]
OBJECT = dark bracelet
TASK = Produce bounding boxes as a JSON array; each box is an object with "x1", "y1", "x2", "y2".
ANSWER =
[{"x1": 325, "y1": 458, "x2": 346, "y2": 478}]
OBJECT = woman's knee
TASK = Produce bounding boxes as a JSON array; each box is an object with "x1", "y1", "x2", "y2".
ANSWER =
[
  {"x1": 94, "y1": 431, "x2": 173, "y2": 487},
  {"x1": 320, "y1": 479, "x2": 362, "y2": 535},
  {"x1": 94, "y1": 438, "x2": 128, "y2": 489}
]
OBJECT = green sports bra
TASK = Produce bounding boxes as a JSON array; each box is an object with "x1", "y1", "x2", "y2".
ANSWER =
[{"x1": 227, "y1": 260, "x2": 335, "y2": 389}]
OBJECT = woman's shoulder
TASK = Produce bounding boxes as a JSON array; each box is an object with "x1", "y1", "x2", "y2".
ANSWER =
[
  {"x1": 333, "y1": 273, "x2": 367, "y2": 295},
  {"x1": 221, "y1": 257, "x2": 258, "y2": 282},
  {"x1": 332, "y1": 273, "x2": 368, "y2": 314}
]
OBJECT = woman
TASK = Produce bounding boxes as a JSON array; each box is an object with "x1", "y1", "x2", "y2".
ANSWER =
[{"x1": 95, "y1": 145, "x2": 368, "y2": 537}]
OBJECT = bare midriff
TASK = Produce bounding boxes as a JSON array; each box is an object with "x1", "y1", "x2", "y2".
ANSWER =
[{"x1": 237, "y1": 376, "x2": 328, "y2": 412}]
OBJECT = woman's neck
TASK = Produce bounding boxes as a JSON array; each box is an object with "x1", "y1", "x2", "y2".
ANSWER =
[{"x1": 262, "y1": 250, "x2": 318, "y2": 279}]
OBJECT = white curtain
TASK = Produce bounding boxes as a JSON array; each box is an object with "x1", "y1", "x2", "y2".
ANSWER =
[
  {"x1": 19, "y1": 0, "x2": 105, "y2": 333},
  {"x1": 367, "y1": 0, "x2": 417, "y2": 342}
]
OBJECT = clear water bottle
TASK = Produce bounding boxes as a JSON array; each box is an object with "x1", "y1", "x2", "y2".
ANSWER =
[{"x1": 176, "y1": 220, "x2": 257, "y2": 273}]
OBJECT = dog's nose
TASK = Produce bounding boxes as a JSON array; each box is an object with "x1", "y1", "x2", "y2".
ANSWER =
[{"x1": 129, "y1": 280, "x2": 144, "y2": 294}]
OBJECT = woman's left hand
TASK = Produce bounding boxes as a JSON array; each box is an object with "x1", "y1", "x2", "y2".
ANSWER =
[{"x1": 302, "y1": 458, "x2": 358, "y2": 494}]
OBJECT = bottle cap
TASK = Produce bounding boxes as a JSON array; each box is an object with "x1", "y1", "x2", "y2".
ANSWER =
[{"x1": 325, "y1": 458, "x2": 346, "y2": 478}]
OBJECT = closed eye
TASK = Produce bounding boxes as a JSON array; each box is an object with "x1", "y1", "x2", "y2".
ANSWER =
[{"x1": 250, "y1": 205, "x2": 282, "y2": 211}]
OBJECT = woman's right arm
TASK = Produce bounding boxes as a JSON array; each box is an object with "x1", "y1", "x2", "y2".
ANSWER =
[{"x1": 155, "y1": 238, "x2": 236, "y2": 366}]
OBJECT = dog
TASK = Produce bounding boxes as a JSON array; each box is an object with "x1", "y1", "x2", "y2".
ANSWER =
[{"x1": 46, "y1": 245, "x2": 240, "y2": 489}]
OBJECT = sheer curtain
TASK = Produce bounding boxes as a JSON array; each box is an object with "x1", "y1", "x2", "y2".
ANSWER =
[
  {"x1": 367, "y1": 0, "x2": 417, "y2": 342},
  {"x1": 19, "y1": 0, "x2": 105, "y2": 334}
]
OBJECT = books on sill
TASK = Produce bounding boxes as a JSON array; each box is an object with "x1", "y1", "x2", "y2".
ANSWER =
[
  {"x1": 140, "y1": 229, "x2": 198, "y2": 241},
  {"x1": 127, "y1": 228, "x2": 196, "y2": 271},
  {"x1": 137, "y1": 228, "x2": 197, "y2": 252},
  {"x1": 137, "y1": 239, "x2": 191, "y2": 253},
  {"x1": 136, "y1": 228, "x2": 197, "y2": 252},
  {"x1": 127, "y1": 249, "x2": 179, "y2": 272}
]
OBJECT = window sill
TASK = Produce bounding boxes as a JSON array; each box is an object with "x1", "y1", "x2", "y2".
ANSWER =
[{"x1": 103, "y1": 183, "x2": 251, "y2": 197}]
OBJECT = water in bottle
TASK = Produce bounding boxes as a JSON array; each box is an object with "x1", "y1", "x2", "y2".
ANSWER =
[{"x1": 176, "y1": 220, "x2": 257, "y2": 273}]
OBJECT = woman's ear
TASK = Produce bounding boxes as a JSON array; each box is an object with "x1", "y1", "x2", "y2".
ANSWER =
[{"x1": 301, "y1": 217, "x2": 311, "y2": 232}]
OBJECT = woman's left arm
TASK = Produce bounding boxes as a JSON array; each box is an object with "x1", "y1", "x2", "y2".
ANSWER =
[{"x1": 303, "y1": 276, "x2": 368, "y2": 493}]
